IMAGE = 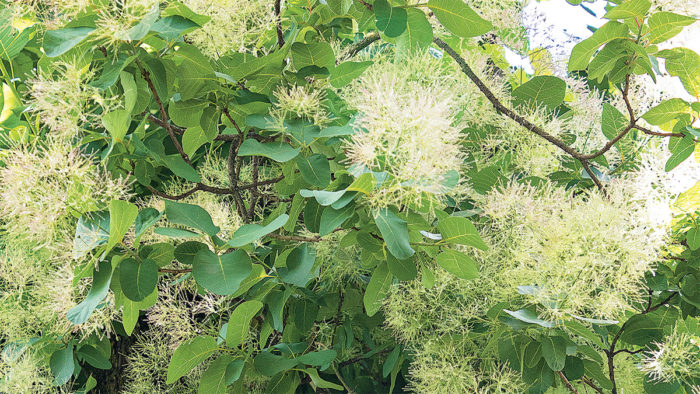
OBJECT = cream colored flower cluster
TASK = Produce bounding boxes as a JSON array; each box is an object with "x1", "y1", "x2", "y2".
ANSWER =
[
  {"x1": 181, "y1": 0, "x2": 276, "y2": 57},
  {"x1": 28, "y1": 60, "x2": 106, "y2": 140},
  {"x1": 483, "y1": 180, "x2": 665, "y2": 320},
  {"x1": 344, "y1": 63, "x2": 465, "y2": 207},
  {"x1": 642, "y1": 325, "x2": 700, "y2": 384}
]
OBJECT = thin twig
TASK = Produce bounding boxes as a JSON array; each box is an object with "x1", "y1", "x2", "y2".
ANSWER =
[{"x1": 581, "y1": 377, "x2": 604, "y2": 394}]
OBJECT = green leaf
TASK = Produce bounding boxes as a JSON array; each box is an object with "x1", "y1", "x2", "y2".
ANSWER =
[
  {"x1": 102, "y1": 109, "x2": 131, "y2": 142},
  {"x1": 238, "y1": 140, "x2": 300, "y2": 162},
  {"x1": 588, "y1": 40, "x2": 628, "y2": 82},
  {"x1": 198, "y1": 355, "x2": 233, "y2": 394},
  {"x1": 435, "y1": 249, "x2": 479, "y2": 280},
  {"x1": 427, "y1": 0, "x2": 492, "y2": 38},
  {"x1": 225, "y1": 359, "x2": 246, "y2": 385},
  {"x1": 77, "y1": 345, "x2": 112, "y2": 370},
  {"x1": 120, "y1": 71, "x2": 138, "y2": 113},
  {"x1": 512, "y1": 75, "x2": 566, "y2": 111},
  {"x1": 437, "y1": 216, "x2": 488, "y2": 250},
  {"x1": 164, "y1": 200, "x2": 220, "y2": 236},
  {"x1": 298, "y1": 350, "x2": 337, "y2": 369},
  {"x1": 541, "y1": 336, "x2": 567, "y2": 371},
  {"x1": 174, "y1": 241, "x2": 208, "y2": 265},
  {"x1": 374, "y1": 208, "x2": 415, "y2": 260},
  {"x1": 121, "y1": 286, "x2": 158, "y2": 336},
  {"x1": 665, "y1": 135, "x2": 695, "y2": 171},
  {"x1": 387, "y1": 255, "x2": 418, "y2": 281},
  {"x1": 119, "y1": 5, "x2": 159, "y2": 41},
  {"x1": 330, "y1": 61, "x2": 373, "y2": 88},
  {"x1": 166, "y1": 336, "x2": 218, "y2": 384},
  {"x1": 162, "y1": 154, "x2": 202, "y2": 183},
  {"x1": 601, "y1": 103, "x2": 628, "y2": 141},
  {"x1": 291, "y1": 42, "x2": 335, "y2": 69},
  {"x1": 658, "y1": 48, "x2": 700, "y2": 96},
  {"x1": 134, "y1": 208, "x2": 162, "y2": 239},
  {"x1": 152, "y1": 15, "x2": 200, "y2": 41},
  {"x1": 604, "y1": 0, "x2": 651, "y2": 20},
  {"x1": 396, "y1": 9, "x2": 433, "y2": 54},
  {"x1": 503, "y1": 309, "x2": 556, "y2": 328},
  {"x1": 646, "y1": 12, "x2": 696, "y2": 44},
  {"x1": 107, "y1": 200, "x2": 138, "y2": 252},
  {"x1": 300, "y1": 189, "x2": 346, "y2": 206},
  {"x1": 305, "y1": 368, "x2": 343, "y2": 390},
  {"x1": 569, "y1": 314, "x2": 619, "y2": 325},
  {"x1": 375, "y1": 0, "x2": 408, "y2": 38},
  {"x1": 43, "y1": 26, "x2": 95, "y2": 57},
  {"x1": 254, "y1": 352, "x2": 298, "y2": 377},
  {"x1": 175, "y1": 44, "x2": 216, "y2": 100},
  {"x1": 568, "y1": 22, "x2": 629, "y2": 71},
  {"x1": 169, "y1": 98, "x2": 206, "y2": 127},
  {"x1": 383, "y1": 346, "x2": 401, "y2": 378},
  {"x1": 193, "y1": 249, "x2": 252, "y2": 295},
  {"x1": 364, "y1": 261, "x2": 393, "y2": 317},
  {"x1": 319, "y1": 203, "x2": 354, "y2": 236},
  {"x1": 182, "y1": 125, "x2": 217, "y2": 157},
  {"x1": 67, "y1": 261, "x2": 113, "y2": 324},
  {"x1": 641, "y1": 98, "x2": 690, "y2": 126},
  {"x1": 278, "y1": 244, "x2": 317, "y2": 287},
  {"x1": 120, "y1": 258, "x2": 158, "y2": 302},
  {"x1": 0, "y1": 11, "x2": 35, "y2": 60},
  {"x1": 50, "y1": 345, "x2": 74, "y2": 386},
  {"x1": 296, "y1": 154, "x2": 331, "y2": 188},
  {"x1": 226, "y1": 300, "x2": 263, "y2": 347},
  {"x1": 228, "y1": 214, "x2": 289, "y2": 247},
  {"x1": 687, "y1": 228, "x2": 700, "y2": 250},
  {"x1": 292, "y1": 299, "x2": 318, "y2": 333},
  {"x1": 347, "y1": 172, "x2": 376, "y2": 194},
  {"x1": 73, "y1": 211, "x2": 110, "y2": 260},
  {"x1": 619, "y1": 315, "x2": 664, "y2": 345}
]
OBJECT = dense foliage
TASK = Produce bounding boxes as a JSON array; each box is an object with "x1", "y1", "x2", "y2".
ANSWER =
[{"x1": 0, "y1": 0, "x2": 699, "y2": 392}]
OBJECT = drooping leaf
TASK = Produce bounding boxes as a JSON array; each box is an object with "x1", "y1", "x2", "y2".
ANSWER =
[
  {"x1": 503, "y1": 309, "x2": 556, "y2": 328},
  {"x1": 435, "y1": 249, "x2": 479, "y2": 280},
  {"x1": 43, "y1": 27, "x2": 95, "y2": 57},
  {"x1": 568, "y1": 22, "x2": 629, "y2": 71},
  {"x1": 364, "y1": 261, "x2": 393, "y2": 317},
  {"x1": 228, "y1": 214, "x2": 289, "y2": 247},
  {"x1": 541, "y1": 336, "x2": 567, "y2": 371},
  {"x1": 166, "y1": 336, "x2": 218, "y2": 384},
  {"x1": 374, "y1": 208, "x2": 415, "y2": 260},
  {"x1": 291, "y1": 42, "x2": 335, "y2": 69},
  {"x1": 50, "y1": 345, "x2": 74, "y2": 386},
  {"x1": 77, "y1": 345, "x2": 112, "y2": 370},
  {"x1": 428, "y1": 0, "x2": 492, "y2": 37},
  {"x1": 198, "y1": 355, "x2": 234, "y2": 394},
  {"x1": 374, "y1": 0, "x2": 408, "y2": 38},
  {"x1": 67, "y1": 261, "x2": 113, "y2": 325},
  {"x1": 107, "y1": 200, "x2": 138, "y2": 252},
  {"x1": 396, "y1": 9, "x2": 433, "y2": 54},
  {"x1": 226, "y1": 300, "x2": 263, "y2": 347}
]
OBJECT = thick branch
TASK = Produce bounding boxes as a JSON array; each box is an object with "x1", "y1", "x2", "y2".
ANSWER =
[
  {"x1": 274, "y1": 0, "x2": 285, "y2": 48},
  {"x1": 145, "y1": 176, "x2": 285, "y2": 200},
  {"x1": 339, "y1": 32, "x2": 381, "y2": 63},
  {"x1": 432, "y1": 37, "x2": 583, "y2": 159}
]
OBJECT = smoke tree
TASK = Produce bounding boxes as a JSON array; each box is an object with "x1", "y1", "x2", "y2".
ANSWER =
[{"x1": 0, "y1": 0, "x2": 699, "y2": 392}]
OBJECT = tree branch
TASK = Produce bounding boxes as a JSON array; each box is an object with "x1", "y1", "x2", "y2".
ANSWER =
[
  {"x1": 339, "y1": 32, "x2": 381, "y2": 63},
  {"x1": 136, "y1": 59, "x2": 192, "y2": 165},
  {"x1": 558, "y1": 371, "x2": 579, "y2": 394},
  {"x1": 145, "y1": 176, "x2": 285, "y2": 200},
  {"x1": 581, "y1": 377, "x2": 604, "y2": 394},
  {"x1": 274, "y1": 0, "x2": 285, "y2": 48}
]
